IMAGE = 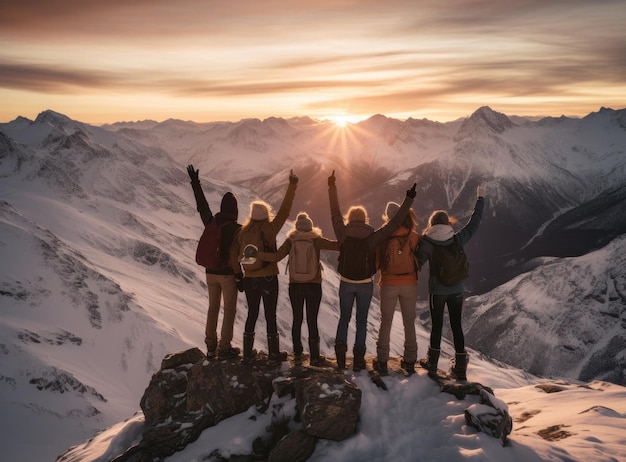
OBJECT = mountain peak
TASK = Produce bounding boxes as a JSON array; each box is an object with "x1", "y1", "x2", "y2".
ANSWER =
[
  {"x1": 455, "y1": 106, "x2": 513, "y2": 139},
  {"x1": 34, "y1": 110, "x2": 73, "y2": 126},
  {"x1": 471, "y1": 106, "x2": 512, "y2": 130}
]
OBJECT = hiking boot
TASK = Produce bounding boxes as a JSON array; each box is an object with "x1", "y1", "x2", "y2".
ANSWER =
[
  {"x1": 217, "y1": 346, "x2": 240, "y2": 359},
  {"x1": 400, "y1": 360, "x2": 415, "y2": 375},
  {"x1": 353, "y1": 346, "x2": 366, "y2": 372},
  {"x1": 309, "y1": 337, "x2": 326, "y2": 366},
  {"x1": 242, "y1": 332, "x2": 256, "y2": 364},
  {"x1": 310, "y1": 355, "x2": 329, "y2": 367},
  {"x1": 419, "y1": 348, "x2": 440, "y2": 378},
  {"x1": 268, "y1": 352, "x2": 288, "y2": 366},
  {"x1": 294, "y1": 344, "x2": 304, "y2": 363},
  {"x1": 206, "y1": 350, "x2": 217, "y2": 360},
  {"x1": 449, "y1": 351, "x2": 469, "y2": 381},
  {"x1": 267, "y1": 334, "x2": 288, "y2": 365},
  {"x1": 373, "y1": 359, "x2": 388, "y2": 376},
  {"x1": 334, "y1": 342, "x2": 347, "y2": 370}
]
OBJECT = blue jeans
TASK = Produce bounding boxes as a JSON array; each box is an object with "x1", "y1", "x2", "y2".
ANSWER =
[{"x1": 336, "y1": 280, "x2": 373, "y2": 347}]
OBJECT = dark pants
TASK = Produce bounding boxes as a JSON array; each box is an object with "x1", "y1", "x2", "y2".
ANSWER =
[
  {"x1": 429, "y1": 293, "x2": 465, "y2": 353},
  {"x1": 244, "y1": 276, "x2": 279, "y2": 335},
  {"x1": 289, "y1": 282, "x2": 322, "y2": 354}
]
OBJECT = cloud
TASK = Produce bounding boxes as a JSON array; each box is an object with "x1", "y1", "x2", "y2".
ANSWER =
[
  {"x1": 0, "y1": 62, "x2": 118, "y2": 93},
  {"x1": 1, "y1": 0, "x2": 625, "y2": 122}
]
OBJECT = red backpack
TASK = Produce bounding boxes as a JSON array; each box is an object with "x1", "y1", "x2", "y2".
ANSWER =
[{"x1": 195, "y1": 222, "x2": 230, "y2": 270}]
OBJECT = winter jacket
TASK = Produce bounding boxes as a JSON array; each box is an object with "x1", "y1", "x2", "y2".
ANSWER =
[
  {"x1": 190, "y1": 181, "x2": 241, "y2": 276},
  {"x1": 256, "y1": 230, "x2": 340, "y2": 284},
  {"x1": 376, "y1": 226, "x2": 420, "y2": 286},
  {"x1": 230, "y1": 182, "x2": 297, "y2": 278},
  {"x1": 416, "y1": 197, "x2": 485, "y2": 295},
  {"x1": 328, "y1": 184, "x2": 415, "y2": 281}
]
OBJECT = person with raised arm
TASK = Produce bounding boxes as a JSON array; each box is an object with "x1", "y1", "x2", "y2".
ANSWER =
[
  {"x1": 328, "y1": 170, "x2": 417, "y2": 371},
  {"x1": 230, "y1": 170, "x2": 298, "y2": 365},
  {"x1": 416, "y1": 183, "x2": 487, "y2": 381},
  {"x1": 187, "y1": 165, "x2": 242, "y2": 359},
  {"x1": 248, "y1": 212, "x2": 339, "y2": 365}
]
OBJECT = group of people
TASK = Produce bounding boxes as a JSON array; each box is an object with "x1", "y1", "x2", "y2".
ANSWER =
[{"x1": 187, "y1": 164, "x2": 486, "y2": 380}]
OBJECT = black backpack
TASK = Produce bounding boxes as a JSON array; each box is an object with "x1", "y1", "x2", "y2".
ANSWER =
[
  {"x1": 338, "y1": 236, "x2": 373, "y2": 280},
  {"x1": 426, "y1": 236, "x2": 469, "y2": 286}
]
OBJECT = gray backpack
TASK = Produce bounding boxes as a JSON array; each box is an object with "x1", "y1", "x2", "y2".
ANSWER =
[{"x1": 287, "y1": 236, "x2": 319, "y2": 282}]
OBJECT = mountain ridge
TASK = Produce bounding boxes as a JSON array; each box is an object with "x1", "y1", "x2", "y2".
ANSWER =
[{"x1": 1, "y1": 106, "x2": 625, "y2": 460}]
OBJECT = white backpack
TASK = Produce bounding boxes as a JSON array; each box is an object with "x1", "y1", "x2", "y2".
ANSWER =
[{"x1": 287, "y1": 236, "x2": 319, "y2": 282}]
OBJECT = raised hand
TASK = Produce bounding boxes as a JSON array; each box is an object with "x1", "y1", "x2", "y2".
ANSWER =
[
  {"x1": 289, "y1": 169, "x2": 299, "y2": 184},
  {"x1": 187, "y1": 164, "x2": 199, "y2": 184},
  {"x1": 328, "y1": 170, "x2": 336, "y2": 187},
  {"x1": 406, "y1": 182, "x2": 417, "y2": 199},
  {"x1": 477, "y1": 182, "x2": 488, "y2": 198}
]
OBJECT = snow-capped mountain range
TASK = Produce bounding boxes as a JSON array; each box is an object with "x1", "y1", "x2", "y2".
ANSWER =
[{"x1": 1, "y1": 107, "x2": 625, "y2": 461}]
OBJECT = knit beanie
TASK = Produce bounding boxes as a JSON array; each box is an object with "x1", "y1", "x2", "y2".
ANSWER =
[
  {"x1": 250, "y1": 201, "x2": 269, "y2": 221},
  {"x1": 220, "y1": 192, "x2": 238, "y2": 218},
  {"x1": 295, "y1": 213, "x2": 313, "y2": 232},
  {"x1": 383, "y1": 201, "x2": 400, "y2": 221}
]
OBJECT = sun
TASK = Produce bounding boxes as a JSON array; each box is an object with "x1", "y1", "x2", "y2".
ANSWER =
[{"x1": 326, "y1": 114, "x2": 363, "y2": 127}]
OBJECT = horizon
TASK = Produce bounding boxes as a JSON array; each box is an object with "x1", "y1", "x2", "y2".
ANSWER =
[
  {"x1": 2, "y1": 1, "x2": 626, "y2": 125},
  {"x1": 3, "y1": 105, "x2": 606, "y2": 127}
]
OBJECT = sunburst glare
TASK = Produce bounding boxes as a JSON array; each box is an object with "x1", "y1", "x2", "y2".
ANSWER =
[{"x1": 327, "y1": 114, "x2": 364, "y2": 128}]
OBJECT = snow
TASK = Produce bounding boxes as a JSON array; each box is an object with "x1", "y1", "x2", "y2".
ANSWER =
[
  {"x1": 62, "y1": 370, "x2": 626, "y2": 462},
  {"x1": 1, "y1": 107, "x2": 626, "y2": 461}
]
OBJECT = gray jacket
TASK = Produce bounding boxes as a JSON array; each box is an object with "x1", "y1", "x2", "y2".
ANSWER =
[{"x1": 416, "y1": 197, "x2": 485, "y2": 295}]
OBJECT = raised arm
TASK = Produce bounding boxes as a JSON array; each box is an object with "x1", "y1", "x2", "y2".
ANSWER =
[
  {"x1": 370, "y1": 183, "x2": 416, "y2": 248},
  {"x1": 269, "y1": 170, "x2": 298, "y2": 234},
  {"x1": 327, "y1": 170, "x2": 346, "y2": 242},
  {"x1": 456, "y1": 183, "x2": 486, "y2": 247},
  {"x1": 187, "y1": 164, "x2": 213, "y2": 226}
]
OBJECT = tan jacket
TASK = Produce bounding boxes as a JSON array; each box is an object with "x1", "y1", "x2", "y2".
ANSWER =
[{"x1": 230, "y1": 182, "x2": 297, "y2": 277}]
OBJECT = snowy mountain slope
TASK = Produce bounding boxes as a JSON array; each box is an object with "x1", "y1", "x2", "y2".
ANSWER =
[
  {"x1": 462, "y1": 235, "x2": 626, "y2": 385},
  {"x1": 0, "y1": 200, "x2": 190, "y2": 461}
]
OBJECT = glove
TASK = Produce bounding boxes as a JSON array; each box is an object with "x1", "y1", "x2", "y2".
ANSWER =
[
  {"x1": 235, "y1": 273, "x2": 245, "y2": 292},
  {"x1": 328, "y1": 170, "x2": 336, "y2": 187},
  {"x1": 289, "y1": 169, "x2": 298, "y2": 184},
  {"x1": 187, "y1": 165, "x2": 200, "y2": 184},
  {"x1": 477, "y1": 182, "x2": 488, "y2": 198},
  {"x1": 406, "y1": 183, "x2": 417, "y2": 199}
]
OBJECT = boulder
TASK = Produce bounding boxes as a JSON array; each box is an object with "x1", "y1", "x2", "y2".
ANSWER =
[
  {"x1": 268, "y1": 430, "x2": 317, "y2": 462},
  {"x1": 295, "y1": 370, "x2": 361, "y2": 441}
]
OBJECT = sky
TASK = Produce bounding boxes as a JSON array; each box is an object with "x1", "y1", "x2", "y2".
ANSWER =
[{"x1": 2, "y1": 0, "x2": 626, "y2": 125}]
